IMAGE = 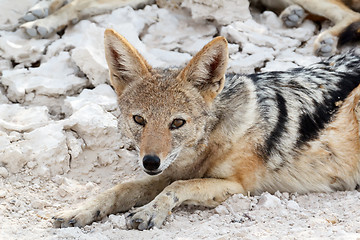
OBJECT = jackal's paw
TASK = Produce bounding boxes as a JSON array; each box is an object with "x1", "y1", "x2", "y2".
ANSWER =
[
  {"x1": 314, "y1": 34, "x2": 338, "y2": 57},
  {"x1": 20, "y1": 0, "x2": 56, "y2": 23},
  {"x1": 52, "y1": 207, "x2": 101, "y2": 228},
  {"x1": 20, "y1": 19, "x2": 56, "y2": 38},
  {"x1": 20, "y1": 0, "x2": 68, "y2": 23},
  {"x1": 125, "y1": 204, "x2": 170, "y2": 230},
  {"x1": 280, "y1": 4, "x2": 306, "y2": 28}
]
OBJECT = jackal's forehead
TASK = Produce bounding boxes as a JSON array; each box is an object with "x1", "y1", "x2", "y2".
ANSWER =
[{"x1": 118, "y1": 69, "x2": 204, "y2": 117}]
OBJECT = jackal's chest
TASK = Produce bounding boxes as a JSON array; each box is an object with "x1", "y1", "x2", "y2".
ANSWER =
[{"x1": 203, "y1": 131, "x2": 267, "y2": 192}]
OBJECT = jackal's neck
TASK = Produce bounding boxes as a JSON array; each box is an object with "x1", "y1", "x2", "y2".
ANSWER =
[{"x1": 213, "y1": 74, "x2": 261, "y2": 140}]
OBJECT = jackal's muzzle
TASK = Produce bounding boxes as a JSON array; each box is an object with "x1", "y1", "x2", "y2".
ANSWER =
[{"x1": 142, "y1": 155, "x2": 161, "y2": 175}]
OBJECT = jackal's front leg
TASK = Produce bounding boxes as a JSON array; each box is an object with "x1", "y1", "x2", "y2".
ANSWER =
[
  {"x1": 53, "y1": 177, "x2": 168, "y2": 228},
  {"x1": 126, "y1": 179, "x2": 244, "y2": 230}
]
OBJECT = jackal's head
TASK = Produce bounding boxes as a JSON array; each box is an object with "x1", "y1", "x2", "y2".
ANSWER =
[{"x1": 104, "y1": 29, "x2": 228, "y2": 175}]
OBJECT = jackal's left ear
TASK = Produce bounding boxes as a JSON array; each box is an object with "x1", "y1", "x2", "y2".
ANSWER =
[
  {"x1": 104, "y1": 29, "x2": 152, "y2": 96},
  {"x1": 178, "y1": 36, "x2": 228, "y2": 103}
]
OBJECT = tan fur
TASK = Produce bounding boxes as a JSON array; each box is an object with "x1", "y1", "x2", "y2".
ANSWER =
[{"x1": 140, "y1": 119, "x2": 172, "y2": 160}]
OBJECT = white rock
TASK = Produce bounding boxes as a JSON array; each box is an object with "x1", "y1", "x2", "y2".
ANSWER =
[
  {"x1": 97, "y1": 150, "x2": 118, "y2": 166},
  {"x1": 282, "y1": 192, "x2": 290, "y2": 199},
  {"x1": 71, "y1": 48, "x2": 108, "y2": 86},
  {"x1": 276, "y1": 48, "x2": 320, "y2": 66},
  {"x1": 26, "y1": 161, "x2": 37, "y2": 169},
  {"x1": 0, "y1": 29, "x2": 56, "y2": 64},
  {"x1": 0, "y1": 132, "x2": 10, "y2": 151},
  {"x1": 64, "y1": 84, "x2": 118, "y2": 114},
  {"x1": 108, "y1": 214, "x2": 126, "y2": 229},
  {"x1": 0, "y1": 58, "x2": 11, "y2": 76},
  {"x1": 58, "y1": 187, "x2": 68, "y2": 198},
  {"x1": 228, "y1": 43, "x2": 240, "y2": 55},
  {"x1": 94, "y1": 6, "x2": 157, "y2": 38},
  {"x1": 0, "y1": 104, "x2": 50, "y2": 131},
  {"x1": 60, "y1": 6, "x2": 156, "y2": 70},
  {"x1": 182, "y1": 0, "x2": 251, "y2": 25},
  {"x1": 228, "y1": 51, "x2": 274, "y2": 74},
  {"x1": 22, "y1": 123, "x2": 70, "y2": 177},
  {"x1": 65, "y1": 131, "x2": 84, "y2": 160},
  {"x1": 257, "y1": 192, "x2": 281, "y2": 209},
  {"x1": 2, "y1": 52, "x2": 87, "y2": 103},
  {"x1": 66, "y1": 21, "x2": 109, "y2": 86},
  {"x1": 287, "y1": 200, "x2": 300, "y2": 210},
  {"x1": 148, "y1": 48, "x2": 192, "y2": 68},
  {"x1": 8, "y1": 131, "x2": 22, "y2": 142},
  {"x1": 1, "y1": 144, "x2": 26, "y2": 173},
  {"x1": 0, "y1": 0, "x2": 37, "y2": 29},
  {"x1": 259, "y1": 11, "x2": 283, "y2": 29},
  {"x1": 143, "y1": 7, "x2": 217, "y2": 56},
  {"x1": 85, "y1": 182, "x2": 97, "y2": 190},
  {"x1": 63, "y1": 104, "x2": 121, "y2": 149},
  {"x1": 0, "y1": 190, "x2": 6, "y2": 198},
  {"x1": 0, "y1": 167, "x2": 9, "y2": 178},
  {"x1": 215, "y1": 205, "x2": 229, "y2": 215},
  {"x1": 65, "y1": 6, "x2": 199, "y2": 69},
  {"x1": 52, "y1": 175, "x2": 65, "y2": 185},
  {"x1": 31, "y1": 200, "x2": 46, "y2": 209},
  {"x1": 262, "y1": 60, "x2": 298, "y2": 72},
  {"x1": 222, "y1": 19, "x2": 301, "y2": 50}
]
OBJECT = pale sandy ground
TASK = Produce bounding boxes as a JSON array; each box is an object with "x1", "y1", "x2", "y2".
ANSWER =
[{"x1": 0, "y1": 1, "x2": 360, "y2": 239}]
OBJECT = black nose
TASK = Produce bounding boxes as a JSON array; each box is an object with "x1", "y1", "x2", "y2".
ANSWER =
[{"x1": 142, "y1": 155, "x2": 161, "y2": 171}]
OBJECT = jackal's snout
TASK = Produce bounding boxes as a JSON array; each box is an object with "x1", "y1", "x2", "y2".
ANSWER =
[{"x1": 142, "y1": 155, "x2": 161, "y2": 175}]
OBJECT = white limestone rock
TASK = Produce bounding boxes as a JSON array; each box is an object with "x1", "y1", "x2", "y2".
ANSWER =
[
  {"x1": 257, "y1": 192, "x2": 282, "y2": 209},
  {"x1": 0, "y1": 131, "x2": 25, "y2": 173},
  {"x1": 65, "y1": 130, "x2": 85, "y2": 161},
  {"x1": 64, "y1": 84, "x2": 118, "y2": 114},
  {"x1": 64, "y1": 21, "x2": 109, "y2": 86},
  {"x1": 0, "y1": 123, "x2": 69, "y2": 176},
  {"x1": 0, "y1": 29, "x2": 56, "y2": 65},
  {"x1": 0, "y1": 0, "x2": 37, "y2": 30},
  {"x1": 142, "y1": 6, "x2": 217, "y2": 57},
  {"x1": 63, "y1": 104, "x2": 121, "y2": 150},
  {"x1": 287, "y1": 200, "x2": 300, "y2": 210},
  {"x1": 228, "y1": 51, "x2": 274, "y2": 74},
  {"x1": 182, "y1": 0, "x2": 251, "y2": 25},
  {"x1": 22, "y1": 123, "x2": 70, "y2": 177},
  {"x1": 262, "y1": 60, "x2": 299, "y2": 72},
  {"x1": 0, "y1": 104, "x2": 50, "y2": 132},
  {"x1": 2, "y1": 52, "x2": 87, "y2": 103}
]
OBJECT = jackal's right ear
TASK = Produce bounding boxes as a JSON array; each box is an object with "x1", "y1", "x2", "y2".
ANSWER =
[
  {"x1": 104, "y1": 29, "x2": 152, "y2": 96},
  {"x1": 178, "y1": 36, "x2": 228, "y2": 103}
]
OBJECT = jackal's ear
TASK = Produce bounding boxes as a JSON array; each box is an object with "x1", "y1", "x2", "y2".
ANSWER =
[
  {"x1": 178, "y1": 36, "x2": 228, "y2": 103},
  {"x1": 104, "y1": 29, "x2": 152, "y2": 96}
]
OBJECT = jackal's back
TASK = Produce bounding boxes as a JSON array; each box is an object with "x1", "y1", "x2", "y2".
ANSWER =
[
  {"x1": 214, "y1": 51, "x2": 360, "y2": 193},
  {"x1": 248, "y1": 51, "x2": 360, "y2": 168}
]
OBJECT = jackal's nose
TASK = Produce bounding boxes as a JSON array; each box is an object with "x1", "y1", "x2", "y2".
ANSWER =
[{"x1": 142, "y1": 155, "x2": 161, "y2": 171}]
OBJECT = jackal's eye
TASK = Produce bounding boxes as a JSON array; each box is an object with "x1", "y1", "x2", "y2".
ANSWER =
[
  {"x1": 133, "y1": 115, "x2": 146, "y2": 126},
  {"x1": 170, "y1": 119, "x2": 186, "y2": 130}
]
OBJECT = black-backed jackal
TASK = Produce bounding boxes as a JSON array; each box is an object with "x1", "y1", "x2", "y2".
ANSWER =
[{"x1": 53, "y1": 29, "x2": 360, "y2": 230}]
